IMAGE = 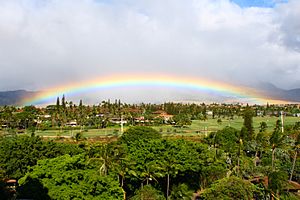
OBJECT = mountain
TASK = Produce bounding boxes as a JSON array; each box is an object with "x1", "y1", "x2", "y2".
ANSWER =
[
  {"x1": 285, "y1": 88, "x2": 300, "y2": 101},
  {"x1": 0, "y1": 90, "x2": 37, "y2": 106},
  {"x1": 0, "y1": 84, "x2": 299, "y2": 106},
  {"x1": 257, "y1": 82, "x2": 300, "y2": 102}
]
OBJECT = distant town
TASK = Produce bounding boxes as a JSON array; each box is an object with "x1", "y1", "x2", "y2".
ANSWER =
[{"x1": 1, "y1": 97, "x2": 300, "y2": 136}]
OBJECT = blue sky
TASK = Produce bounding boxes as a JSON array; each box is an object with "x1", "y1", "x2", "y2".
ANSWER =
[
  {"x1": 97, "y1": 0, "x2": 288, "y2": 8},
  {"x1": 231, "y1": 0, "x2": 288, "y2": 8}
]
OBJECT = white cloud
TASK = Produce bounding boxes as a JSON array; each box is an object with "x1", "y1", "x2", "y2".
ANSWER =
[{"x1": 0, "y1": 0, "x2": 299, "y2": 102}]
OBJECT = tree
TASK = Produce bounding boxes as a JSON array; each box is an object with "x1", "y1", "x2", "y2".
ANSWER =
[
  {"x1": 140, "y1": 161, "x2": 163, "y2": 186},
  {"x1": 243, "y1": 106, "x2": 254, "y2": 141},
  {"x1": 259, "y1": 121, "x2": 268, "y2": 133},
  {"x1": 123, "y1": 139, "x2": 165, "y2": 197},
  {"x1": 56, "y1": 97, "x2": 60, "y2": 112},
  {"x1": 268, "y1": 171, "x2": 288, "y2": 199},
  {"x1": 88, "y1": 143, "x2": 122, "y2": 176},
  {"x1": 124, "y1": 139, "x2": 204, "y2": 199},
  {"x1": 289, "y1": 132, "x2": 300, "y2": 181},
  {"x1": 120, "y1": 126, "x2": 161, "y2": 144},
  {"x1": 270, "y1": 122, "x2": 286, "y2": 171},
  {"x1": 214, "y1": 127, "x2": 239, "y2": 154},
  {"x1": 169, "y1": 183, "x2": 193, "y2": 200},
  {"x1": 18, "y1": 154, "x2": 124, "y2": 200},
  {"x1": 130, "y1": 185, "x2": 165, "y2": 200},
  {"x1": 253, "y1": 131, "x2": 268, "y2": 166},
  {"x1": 199, "y1": 159, "x2": 227, "y2": 189},
  {"x1": 0, "y1": 135, "x2": 83, "y2": 179},
  {"x1": 13, "y1": 106, "x2": 38, "y2": 130},
  {"x1": 75, "y1": 132, "x2": 84, "y2": 142},
  {"x1": 201, "y1": 176, "x2": 258, "y2": 200},
  {"x1": 236, "y1": 127, "x2": 246, "y2": 176},
  {"x1": 61, "y1": 94, "x2": 66, "y2": 110},
  {"x1": 202, "y1": 105, "x2": 207, "y2": 121},
  {"x1": 173, "y1": 114, "x2": 192, "y2": 127}
]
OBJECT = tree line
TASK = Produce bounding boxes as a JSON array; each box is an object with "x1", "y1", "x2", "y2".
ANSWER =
[{"x1": 1, "y1": 98, "x2": 300, "y2": 132}]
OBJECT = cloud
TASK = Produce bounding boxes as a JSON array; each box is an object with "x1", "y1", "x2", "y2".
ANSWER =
[
  {"x1": 0, "y1": 0, "x2": 299, "y2": 103},
  {"x1": 274, "y1": 0, "x2": 300, "y2": 52}
]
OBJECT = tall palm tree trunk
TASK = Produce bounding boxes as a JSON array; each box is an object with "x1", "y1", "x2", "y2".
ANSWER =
[
  {"x1": 166, "y1": 173, "x2": 170, "y2": 200},
  {"x1": 272, "y1": 147, "x2": 276, "y2": 171},
  {"x1": 289, "y1": 150, "x2": 298, "y2": 181}
]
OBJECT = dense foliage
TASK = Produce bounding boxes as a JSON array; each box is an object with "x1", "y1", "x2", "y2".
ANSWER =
[
  {"x1": 18, "y1": 154, "x2": 124, "y2": 200},
  {"x1": 201, "y1": 176, "x2": 258, "y2": 200},
  {"x1": 0, "y1": 102, "x2": 299, "y2": 199},
  {"x1": 120, "y1": 126, "x2": 161, "y2": 144},
  {"x1": 0, "y1": 135, "x2": 83, "y2": 179}
]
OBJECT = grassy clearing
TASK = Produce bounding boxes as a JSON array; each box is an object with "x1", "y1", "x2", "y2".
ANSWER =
[
  {"x1": 33, "y1": 127, "x2": 121, "y2": 138},
  {"x1": 153, "y1": 116, "x2": 299, "y2": 136},
  {"x1": 190, "y1": 116, "x2": 300, "y2": 132}
]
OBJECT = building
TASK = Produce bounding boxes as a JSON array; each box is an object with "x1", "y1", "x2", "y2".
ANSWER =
[{"x1": 66, "y1": 120, "x2": 77, "y2": 127}]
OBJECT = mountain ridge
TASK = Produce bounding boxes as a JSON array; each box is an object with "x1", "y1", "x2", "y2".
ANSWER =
[
  {"x1": 0, "y1": 84, "x2": 299, "y2": 106},
  {"x1": 256, "y1": 82, "x2": 300, "y2": 102},
  {"x1": 0, "y1": 90, "x2": 38, "y2": 106}
]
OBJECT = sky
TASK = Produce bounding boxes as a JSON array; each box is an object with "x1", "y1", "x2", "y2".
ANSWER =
[
  {"x1": 0, "y1": 0, "x2": 300, "y2": 104},
  {"x1": 231, "y1": 0, "x2": 288, "y2": 8}
]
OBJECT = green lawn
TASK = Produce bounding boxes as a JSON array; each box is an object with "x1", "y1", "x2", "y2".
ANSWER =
[
  {"x1": 191, "y1": 116, "x2": 299, "y2": 133},
  {"x1": 33, "y1": 127, "x2": 122, "y2": 138},
  {"x1": 153, "y1": 116, "x2": 300, "y2": 136}
]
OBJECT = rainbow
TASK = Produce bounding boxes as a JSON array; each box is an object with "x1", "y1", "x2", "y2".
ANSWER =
[{"x1": 20, "y1": 74, "x2": 284, "y2": 105}]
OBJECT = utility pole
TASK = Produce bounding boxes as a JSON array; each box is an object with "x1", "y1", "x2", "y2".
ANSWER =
[
  {"x1": 281, "y1": 111, "x2": 284, "y2": 133},
  {"x1": 120, "y1": 115, "x2": 124, "y2": 135}
]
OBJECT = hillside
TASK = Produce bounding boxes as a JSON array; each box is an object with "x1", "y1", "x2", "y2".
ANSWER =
[
  {"x1": 258, "y1": 82, "x2": 300, "y2": 102},
  {"x1": 0, "y1": 90, "x2": 37, "y2": 106}
]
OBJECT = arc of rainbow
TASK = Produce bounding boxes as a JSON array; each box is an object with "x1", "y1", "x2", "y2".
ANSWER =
[{"x1": 21, "y1": 74, "x2": 273, "y2": 105}]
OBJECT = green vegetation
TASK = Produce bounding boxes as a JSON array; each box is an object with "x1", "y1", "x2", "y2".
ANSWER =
[
  {"x1": 130, "y1": 185, "x2": 165, "y2": 200},
  {"x1": 0, "y1": 101, "x2": 299, "y2": 199},
  {"x1": 201, "y1": 176, "x2": 258, "y2": 200},
  {"x1": 18, "y1": 154, "x2": 124, "y2": 200},
  {"x1": 1, "y1": 116, "x2": 295, "y2": 138},
  {"x1": 0, "y1": 100, "x2": 299, "y2": 138},
  {"x1": 120, "y1": 126, "x2": 161, "y2": 144},
  {"x1": 0, "y1": 135, "x2": 83, "y2": 179}
]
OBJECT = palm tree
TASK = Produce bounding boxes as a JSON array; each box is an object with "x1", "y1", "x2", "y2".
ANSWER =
[
  {"x1": 116, "y1": 158, "x2": 136, "y2": 188},
  {"x1": 289, "y1": 133, "x2": 300, "y2": 181},
  {"x1": 140, "y1": 162, "x2": 163, "y2": 186},
  {"x1": 270, "y1": 121, "x2": 285, "y2": 171},
  {"x1": 88, "y1": 144, "x2": 118, "y2": 176},
  {"x1": 159, "y1": 148, "x2": 183, "y2": 199},
  {"x1": 169, "y1": 184, "x2": 193, "y2": 200},
  {"x1": 268, "y1": 170, "x2": 288, "y2": 200}
]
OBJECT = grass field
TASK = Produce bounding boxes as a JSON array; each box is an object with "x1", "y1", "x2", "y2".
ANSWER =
[
  {"x1": 153, "y1": 116, "x2": 300, "y2": 136},
  {"x1": 23, "y1": 116, "x2": 299, "y2": 138}
]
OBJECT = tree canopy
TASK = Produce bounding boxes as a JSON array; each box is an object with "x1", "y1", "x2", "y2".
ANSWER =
[
  {"x1": 201, "y1": 176, "x2": 258, "y2": 200},
  {"x1": 0, "y1": 135, "x2": 83, "y2": 179},
  {"x1": 18, "y1": 154, "x2": 124, "y2": 200},
  {"x1": 120, "y1": 126, "x2": 161, "y2": 144}
]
